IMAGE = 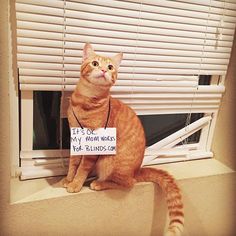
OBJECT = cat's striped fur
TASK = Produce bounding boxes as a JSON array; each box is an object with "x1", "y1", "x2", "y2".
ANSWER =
[{"x1": 63, "y1": 43, "x2": 184, "y2": 236}]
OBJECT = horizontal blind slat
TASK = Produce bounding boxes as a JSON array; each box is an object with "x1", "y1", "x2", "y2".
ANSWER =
[
  {"x1": 112, "y1": 85, "x2": 226, "y2": 93},
  {"x1": 20, "y1": 76, "x2": 65, "y2": 84},
  {"x1": 64, "y1": 69, "x2": 226, "y2": 76},
  {"x1": 18, "y1": 68, "x2": 227, "y2": 77},
  {"x1": 64, "y1": 55, "x2": 229, "y2": 65},
  {"x1": 18, "y1": 73, "x2": 202, "y2": 81},
  {"x1": 16, "y1": 0, "x2": 64, "y2": 8},
  {"x1": 17, "y1": 37, "x2": 63, "y2": 48},
  {"x1": 17, "y1": 53, "x2": 230, "y2": 65},
  {"x1": 18, "y1": 45, "x2": 63, "y2": 55},
  {"x1": 18, "y1": 62, "x2": 63, "y2": 70},
  {"x1": 63, "y1": 61, "x2": 228, "y2": 70},
  {"x1": 17, "y1": 29, "x2": 234, "y2": 45},
  {"x1": 19, "y1": 77, "x2": 199, "y2": 87},
  {"x1": 16, "y1": 12, "x2": 64, "y2": 25},
  {"x1": 113, "y1": 93, "x2": 222, "y2": 98},
  {"x1": 17, "y1": 44, "x2": 231, "y2": 59},
  {"x1": 131, "y1": 104, "x2": 219, "y2": 110},
  {"x1": 16, "y1": 2, "x2": 64, "y2": 16},
  {"x1": 17, "y1": 60, "x2": 228, "y2": 71},
  {"x1": 176, "y1": 0, "x2": 236, "y2": 10},
  {"x1": 18, "y1": 54, "x2": 63, "y2": 63},
  {"x1": 121, "y1": 98, "x2": 221, "y2": 105},
  {"x1": 19, "y1": 75, "x2": 199, "y2": 83},
  {"x1": 20, "y1": 83, "x2": 225, "y2": 93},
  {"x1": 64, "y1": 36, "x2": 232, "y2": 52},
  {"x1": 16, "y1": 18, "x2": 235, "y2": 36},
  {"x1": 19, "y1": 68, "x2": 63, "y2": 76},
  {"x1": 17, "y1": 29, "x2": 63, "y2": 41},
  {"x1": 134, "y1": 108, "x2": 218, "y2": 115}
]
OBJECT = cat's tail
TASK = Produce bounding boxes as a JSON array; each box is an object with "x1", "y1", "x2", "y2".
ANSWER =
[{"x1": 135, "y1": 167, "x2": 184, "y2": 236}]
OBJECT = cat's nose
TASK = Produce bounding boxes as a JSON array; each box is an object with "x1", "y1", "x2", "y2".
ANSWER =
[{"x1": 101, "y1": 69, "x2": 106, "y2": 75}]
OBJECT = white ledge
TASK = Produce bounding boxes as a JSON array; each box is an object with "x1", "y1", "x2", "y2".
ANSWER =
[{"x1": 11, "y1": 158, "x2": 234, "y2": 204}]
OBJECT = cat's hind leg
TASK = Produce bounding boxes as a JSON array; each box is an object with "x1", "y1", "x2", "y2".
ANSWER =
[
  {"x1": 91, "y1": 155, "x2": 137, "y2": 191},
  {"x1": 90, "y1": 173, "x2": 135, "y2": 191},
  {"x1": 90, "y1": 180, "x2": 120, "y2": 191},
  {"x1": 90, "y1": 178, "x2": 135, "y2": 191}
]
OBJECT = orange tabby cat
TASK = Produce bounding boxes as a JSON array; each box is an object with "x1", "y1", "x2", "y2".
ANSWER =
[{"x1": 63, "y1": 43, "x2": 184, "y2": 236}]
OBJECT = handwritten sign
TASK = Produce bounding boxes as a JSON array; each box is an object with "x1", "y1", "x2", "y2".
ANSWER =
[{"x1": 70, "y1": 128, "x2": 116, "y2": 155}]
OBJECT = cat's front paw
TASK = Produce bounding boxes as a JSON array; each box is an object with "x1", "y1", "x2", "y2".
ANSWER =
[{"x1": 66, "y1": 181, "x2": 83, "y2": 193}]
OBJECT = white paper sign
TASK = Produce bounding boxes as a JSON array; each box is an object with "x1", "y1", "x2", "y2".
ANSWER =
[{"x1": 70, "y1": 127, "x2": 116, "y2": 155}]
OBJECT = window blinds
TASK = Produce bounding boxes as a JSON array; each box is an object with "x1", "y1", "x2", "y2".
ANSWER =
[
  {"x1": 16, "y1": 0, "x2": 236, "y2": 86},
  {"x1": 15, "y1": 0, "x2": 236, "y2": 179},
  {"x1": 16, "y1": 0, "x2": 236, "y2": 115}
]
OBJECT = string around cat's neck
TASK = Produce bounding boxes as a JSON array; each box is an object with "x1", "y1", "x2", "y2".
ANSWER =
[{"x1": 71, "y1": 99, "x2": 111, "y2": 129}]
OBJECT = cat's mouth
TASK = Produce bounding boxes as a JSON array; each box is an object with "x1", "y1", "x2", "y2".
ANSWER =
[
  {"x1": 87, "y1": 73, "x2": 113, "y2": 87},
  {"x1": 86, "y1": 70, "x2": 115, "y2": 87},
  {"x1": 94, "y1": 75, "x2": 106, "y2": 81},
  {"x1": 98, "y1": 71, "x2": 107, "y2": 78},
  {"x1": 94, "y1": 72, "x2": 110, "y2": 81},
  {"x1": 97, "y1": 74, "x2": 106, "y2": 79}
]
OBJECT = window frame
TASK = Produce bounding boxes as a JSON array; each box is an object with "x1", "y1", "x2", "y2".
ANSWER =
[
  {"x1": 17, "y1": 76, "x2": 223, "y2": 180},
  {"x1": 12, "y1": 0, "x2": 235, "y2": 179}
]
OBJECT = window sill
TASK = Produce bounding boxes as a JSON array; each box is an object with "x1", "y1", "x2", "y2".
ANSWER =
[{"x1": 11, "y1": 158, "x2": 234, "y2": 204}]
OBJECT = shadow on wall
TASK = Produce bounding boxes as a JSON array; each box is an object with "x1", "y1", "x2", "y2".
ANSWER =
[
  {"x1": 212, "y1": 31, "x2": 236, "y2": 170},
  {"x1": 10, "y1": 0, "x2": 18, "y2": 94}
]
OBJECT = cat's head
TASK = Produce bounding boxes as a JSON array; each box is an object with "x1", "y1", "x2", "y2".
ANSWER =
[{"x1": 80, "y1": 43, "x2": 123, "y2": 87}]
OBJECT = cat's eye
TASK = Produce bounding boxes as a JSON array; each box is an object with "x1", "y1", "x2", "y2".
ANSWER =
[
  {"x1": 108, "y1": 64, "x2": 114, "y2": 70},
  {"x1": 92, "y1": 61, "x2": 99, "y2": 67}
]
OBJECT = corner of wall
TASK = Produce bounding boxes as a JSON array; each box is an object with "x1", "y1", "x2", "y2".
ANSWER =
[
  {"x1": 0, "y1": 0, "x2": 11, "y2": 205},
  {"x1": 212, "y1": 32, "x2": 236, "y2": 170}
]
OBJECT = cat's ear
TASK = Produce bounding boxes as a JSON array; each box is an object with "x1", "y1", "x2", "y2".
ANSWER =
[
  {"x1": 112, "y1": 52, "x2": 123, "y2": 68},
  {"x1": 83, "y1": 43, "x2": 95, "y2": 61}
]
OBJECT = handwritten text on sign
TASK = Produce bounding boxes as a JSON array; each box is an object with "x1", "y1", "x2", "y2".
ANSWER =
[{"x1": 70, "y1": 128, "x2": 116, "y2": 155}]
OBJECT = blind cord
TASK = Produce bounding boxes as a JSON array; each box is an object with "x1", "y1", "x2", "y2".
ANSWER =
[
  {"x1": 59, "y1": 0, "x2": 67, "y2": 169},
  {"x1": 183, "y1": 0, "x2": 212, "y2": 147},
  {"x1": 131, "y1": 0, "x2": 143, "y2": 105}
]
